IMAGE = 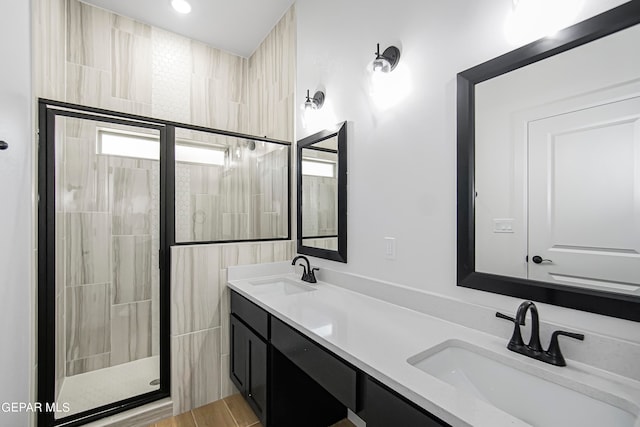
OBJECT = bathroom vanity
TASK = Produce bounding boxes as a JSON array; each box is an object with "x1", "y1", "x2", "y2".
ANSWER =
[
  {"x1": 227, "y1": 263, "x2": 640, "y2": 427},
  {"x1": 230, "y1": 289, "x2": 446, "y2": 426}
]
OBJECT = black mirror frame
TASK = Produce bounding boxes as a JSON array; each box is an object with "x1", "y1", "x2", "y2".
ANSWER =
[
  {"x1": 457, "y1": 2, "x2": 640, "y2": 322},
  {"x1": 297, "y1": 121, "x2": 347, "y2": 263}
]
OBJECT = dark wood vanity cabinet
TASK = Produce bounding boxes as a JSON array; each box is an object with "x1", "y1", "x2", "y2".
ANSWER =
[
  {"x1": 230, "y1": 293, "x2": 268, "y2": 425},
  {"x1": 363, "y1": 377, "x2": 450, "y2": 427},
  {"x1": 271, "y1": 316, "x2": 358, "y2": 411},
  {"x1": 229, "y1": 290, "x2": 449, "y2": 427}
]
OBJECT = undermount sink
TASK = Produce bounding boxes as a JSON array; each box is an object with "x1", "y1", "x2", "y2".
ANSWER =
[
  {"x1": 408, "y1": 340, "x2": 638, "y2": 427},
  {"x1": 248, "y1": 277, "x2": 316, "y2": 296}
]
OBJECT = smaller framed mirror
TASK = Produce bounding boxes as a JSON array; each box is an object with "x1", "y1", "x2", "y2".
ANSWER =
[{"x1": 297, "y1": 122, "x2": 347, "y2": 262}]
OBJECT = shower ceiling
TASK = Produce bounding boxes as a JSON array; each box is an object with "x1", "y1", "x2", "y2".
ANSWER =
[{"x1": 81, "y1": 0, "x2": 295, "y2": 57}]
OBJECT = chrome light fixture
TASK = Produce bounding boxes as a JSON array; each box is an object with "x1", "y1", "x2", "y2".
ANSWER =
[
  {"x1": 304, "y1": 89, "x2": 325, "y2": 110},
  {"x1": 373, "y1": 43, "x2": 400, "y2": 73}
]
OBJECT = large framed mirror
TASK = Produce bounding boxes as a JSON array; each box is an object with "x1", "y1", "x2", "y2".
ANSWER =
[
  {"x1": 297, "y1": 122, "x2": 347, "y2": 262},
  {"x1": 457, "y1": 2, "x2": 640, "y2": 321}
]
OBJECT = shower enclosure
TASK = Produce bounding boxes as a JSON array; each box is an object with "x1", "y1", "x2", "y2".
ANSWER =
[
  {"x1": 38, "y1": 103, "x2": 169, "y2": 426},
  {"x1": 37, "y1": 100, "x2": 290, "y2": 426}
]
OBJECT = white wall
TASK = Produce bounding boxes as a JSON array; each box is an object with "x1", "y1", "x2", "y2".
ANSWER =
[
  {"x1": 296, "y1": 0, "x2": 639, "y2": 342},
  {"x1": 0, "y1": 0, "x2": 33, "y2": 425}
]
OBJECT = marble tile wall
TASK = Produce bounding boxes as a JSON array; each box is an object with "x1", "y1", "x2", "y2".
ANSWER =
[{"x1": 34, "y1": 0, "x2": 296, "y2": 417}]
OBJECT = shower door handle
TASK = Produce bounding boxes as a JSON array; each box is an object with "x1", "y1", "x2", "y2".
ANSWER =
[{"x1": 0, "y1": 141, "x2": 8, "y2": 150}]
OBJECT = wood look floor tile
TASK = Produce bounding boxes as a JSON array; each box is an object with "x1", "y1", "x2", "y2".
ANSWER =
[
  {"x1": 223, "y1": 394, "x2": 258, "y2": 427},
  {"x1": 192, "y1": 400, "x2": 238, "y2": 427},
  {"x1": 153, "y1": 412, "x2": 196, "y2": 427},
  {"x1": 329, "y1": 419, "x2": 356, "y2": 427}
]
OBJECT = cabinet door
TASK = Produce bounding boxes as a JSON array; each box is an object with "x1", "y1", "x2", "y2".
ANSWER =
[
  {"x1": 230, "y1": 315, "x2": 247, "y2": 392},
  {"x1": 246, "y1": 327, "x2": 268, "y2": 424}
]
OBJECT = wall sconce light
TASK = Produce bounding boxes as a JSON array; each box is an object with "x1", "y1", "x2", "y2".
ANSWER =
[
  {"x1": 171, "y1": 0, "x2": 192, "y2": 14},
  {"x1": 372, "y1": 43, "x2": 400, "y2": 73},
  {"x1": 304, "y1": 89, "x2": 325, "y2": 110}
]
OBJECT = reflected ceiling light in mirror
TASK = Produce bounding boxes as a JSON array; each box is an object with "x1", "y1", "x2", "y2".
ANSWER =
[
  {"x1": 304, "y1": 89, "x2": 325, "y2": 110},
  {"x1": 505, "y1": 0, "x2": 583, "y2": 46},
  {"x1": 373, "y1": 43, "x2": 401, "y2": 73},
  {"x1": 171, "y1": 0, "x2": 192, "y2": 14}
]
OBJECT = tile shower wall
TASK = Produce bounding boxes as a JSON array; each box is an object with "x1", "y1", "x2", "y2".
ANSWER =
[
  {"x1": 170, "y1": 241, "x2": 295, "y2": 413},
  {"x1": 33, "y1": 0, "x2": 296, "y2": 415},
  {"x1": 59, "y1": 116, "x2": 159, "y2": 379}
]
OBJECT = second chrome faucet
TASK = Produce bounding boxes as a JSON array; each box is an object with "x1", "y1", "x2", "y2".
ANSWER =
[{"x1": 497, "y1": 300, "x2": 584, "y2": 366}]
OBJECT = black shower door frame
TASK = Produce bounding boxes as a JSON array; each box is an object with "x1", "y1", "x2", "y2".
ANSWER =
[{"x1": 37, "y1": 100, "x2": 173, "y2": 427}]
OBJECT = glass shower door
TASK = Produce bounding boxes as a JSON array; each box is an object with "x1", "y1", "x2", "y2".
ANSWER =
[{"x1": 48, "y1": 111, "x2": 164, "y2": 421}]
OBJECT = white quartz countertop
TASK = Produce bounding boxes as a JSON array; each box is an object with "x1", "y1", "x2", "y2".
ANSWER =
[{"x1": 227, "y1": 272, "x2": 640, "y2": 427}]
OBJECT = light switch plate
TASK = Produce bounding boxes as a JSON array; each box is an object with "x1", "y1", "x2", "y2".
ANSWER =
[
  {"x1": 493, "y1": 218, "x2": 514, "y2": 233},
  {"x1": 384, "y1": 237, "x2": 396, "y2": 260}
]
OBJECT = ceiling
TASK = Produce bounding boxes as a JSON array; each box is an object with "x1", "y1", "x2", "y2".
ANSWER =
[{"x1": 82, "y1": 0, "x2": 296, "y2": 58}]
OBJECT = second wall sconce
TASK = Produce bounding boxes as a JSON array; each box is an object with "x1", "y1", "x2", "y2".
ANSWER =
[
  {"x1": 373, "y1": 43, "x2": 400, "y2": 73},
  {"x1": 304, "y1": 89, "x2": 325, "y2": 110}
]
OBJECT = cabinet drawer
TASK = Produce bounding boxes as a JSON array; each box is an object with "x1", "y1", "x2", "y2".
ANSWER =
[
  {"x1": 271, "y1": 316, "x2": 357, "y2": 410},
  {"x1": 364, "y1": 377, "x2": 449, "y2": 427},
  {"x1": 230, "y1": 291, "x2": 269, "y2": 340}
]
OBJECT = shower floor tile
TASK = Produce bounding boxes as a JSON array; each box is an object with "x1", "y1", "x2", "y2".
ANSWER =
[{"x1": 57, "y1": 356, "x2": 160, "y2": 418}]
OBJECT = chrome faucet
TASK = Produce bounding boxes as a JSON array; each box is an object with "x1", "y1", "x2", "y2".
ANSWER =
[
  {"x1": 496, "y1": 300, "x2": 584, "y2": 366},
  {"x1": 291, "y1": 255, "x2": 319, "y2": 283}
]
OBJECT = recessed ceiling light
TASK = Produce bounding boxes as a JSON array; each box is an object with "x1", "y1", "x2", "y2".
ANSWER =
[{"x1": 171, "y1": 0, "x2": 192, "y2": 14}]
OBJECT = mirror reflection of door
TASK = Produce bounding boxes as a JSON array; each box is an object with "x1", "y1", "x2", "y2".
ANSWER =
[
  {"x1": 301, "y1": 135, "x2": 339, "y2": 251},
  {"x1": 474, "y1": 21, "x2": 640, "y2": 297},
  {"x1": 528, "y1": 97, "x2": 640, "y2": 294}
]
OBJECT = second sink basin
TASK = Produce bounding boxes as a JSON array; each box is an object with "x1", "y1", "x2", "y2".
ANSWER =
[
  {"x1": 408, "y1": 340, "x2": 637, "y2": 427},
  {"x1": 248, "y1": 277, "x2": 316, "y2": 297}
]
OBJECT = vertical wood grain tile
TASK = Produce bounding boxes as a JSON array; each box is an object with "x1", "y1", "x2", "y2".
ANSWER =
[
  {"x1": 170, "y1": 246, "x2": 222, "y2": 336},
  {"x1": 111, "y1": 14, "x2": 152, "y2": 37},
  {"x1": 111, "y1": 301, "x2": 153, "y2": 365},
  {"x1": 112, "y1": 235, "x2": 152, "y2": 304},
  {"x1": 111, "y1": 167, "x2": 153, "y2": 235},
  {"x1": 67, "y1": 0, "x2": 111, "y2": 70},
  {"x1": 111, "y1": 29, "x2": 152, "y2": 103},
  {"x1": 63, "y1": 136, "x2": 109, "y2": 213},
  {"x1": 247, "y1": 5, "x2": 295, "y2": 141},
  {"x1": 66, "y1": 283, "x2": 111, "y2": 360},
  {"x1": 219, "y1": 354, "x2": 238, "y2": 399},
  {"x1": 171, "y1": 328, "x2": 221, "y2": 415},
  {"x1": 65, "y1": 213, "x2": 111, "y2": 286},
  {"x1": 66, "y1": 62, "x2": 112, "y2": 109},
  {"x1": 33, "y1": 0, "x2": 66, "y2": 99},
  {"x1": 219, "y1": 270, "x2": 230, "y2": 356}
]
